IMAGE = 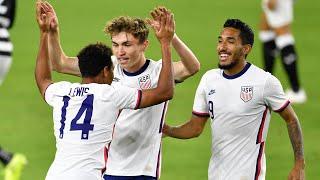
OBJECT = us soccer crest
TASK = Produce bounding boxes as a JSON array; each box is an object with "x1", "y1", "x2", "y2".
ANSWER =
[
  {"x1": 138, "y1": 74, "x2": 151, "y2": 89},
  {"x1": 240, "y1": 86, "x2": 253, "y2": 102}
]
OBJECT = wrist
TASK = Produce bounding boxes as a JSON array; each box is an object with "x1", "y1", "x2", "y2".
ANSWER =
[{"x1": 295, "y1": 159, "x2": 305, "y2": 168}]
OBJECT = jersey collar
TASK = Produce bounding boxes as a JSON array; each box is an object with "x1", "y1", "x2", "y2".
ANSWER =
[
  {"x1": 123, "y1": 59, "x2": 150, "y2": 76},
  {"x1": 222, "y1": 62, "x2": 251, "y2": 79}
]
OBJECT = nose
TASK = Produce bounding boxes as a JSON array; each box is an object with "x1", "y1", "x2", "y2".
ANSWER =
[
  {"x1": 218, "y1": 41, "x2": 227, "y2": 52},
  {"x1": 118, "y1": 46, "x2": 126, "y2": 56}
]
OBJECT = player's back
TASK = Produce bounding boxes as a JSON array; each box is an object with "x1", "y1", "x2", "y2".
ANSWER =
[{"x1": 44, "y1": 81, "x2": 140, "y2": 180}]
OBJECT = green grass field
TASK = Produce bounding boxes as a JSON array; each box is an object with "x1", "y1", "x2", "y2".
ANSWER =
[{"x1": 0, "y1": 0, "x2": 319, "y2": 179}]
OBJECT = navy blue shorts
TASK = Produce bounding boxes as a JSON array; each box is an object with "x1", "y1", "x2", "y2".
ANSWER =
[{"x1": 103, "y1": 175, "x2": 157, "y2": 180}]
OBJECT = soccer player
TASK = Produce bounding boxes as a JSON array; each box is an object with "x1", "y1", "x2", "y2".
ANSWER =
[
  {"x1": 39, "y1": 2, "x2": 200, "y2": 179},
  {"x1": 259, "y1": 0, "x2": 306, "y2": 103},
  {"x1": 163, "y1": 19, "x2": 305, "y2": 180},
  {"x1": 0, "y1": 146, "x2": 27, "y2": 180},
  {"x1": 35, "y1": 3, "x2": 175, "y2": 180},
  {"x1": 0, "y1": 0, "x2": 27, "y2": 179}
]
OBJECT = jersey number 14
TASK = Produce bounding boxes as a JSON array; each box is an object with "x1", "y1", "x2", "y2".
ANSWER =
[{"x1": 59, "y1": 95, "x2": 94, "y2": 140}]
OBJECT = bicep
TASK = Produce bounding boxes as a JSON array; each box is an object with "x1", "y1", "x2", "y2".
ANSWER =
[
  {"x1": 40, "y1": 80, "x2": 53, "y2": 100},
  {"x1": 189, "y1": 114, "x2": 208, "y2": 134},
  {"x1": 278, "y1": 105, "x2": 298, "y2": 124}
]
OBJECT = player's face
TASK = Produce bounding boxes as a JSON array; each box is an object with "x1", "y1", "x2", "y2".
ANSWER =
[
  {"x1": 216, "y1": 27, "x2": 246, "y2": 70},
  {"x1": 111, "y1": 32, "x2": 148, "y2": 72}
]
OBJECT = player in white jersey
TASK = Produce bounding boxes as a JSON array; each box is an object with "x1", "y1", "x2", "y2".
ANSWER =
[
  {"x1": 163, "y1": 19, "x2": 305, "y2": 180},
  {"x1": 259, "y1": 0, "x2": 306, "y2": 103},
  {"x1": 35, "y1": 4, "x2": 175, "y2": 180},
  {"x1": 39, "y1": 3, "x2": 200, "y2": 179}
]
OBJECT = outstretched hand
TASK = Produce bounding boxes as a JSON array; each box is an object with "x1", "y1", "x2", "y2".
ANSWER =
[
  {"x1": 147, "y1": 7, "x2": 175, "y2": 45},
  {"x1": 36, "y1": 1, "x2": 50, "y2": 33},
  {"x1": 35, "y1": 0, "x2": 59, "y2": 33}
]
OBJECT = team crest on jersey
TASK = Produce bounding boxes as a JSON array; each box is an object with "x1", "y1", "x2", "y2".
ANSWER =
[
  {"x1": 138, "y1": 74, "x2": 151, "y2": 89},
  {"x1": 240, "y1": 86, "x2": 253, "y2": 102}
]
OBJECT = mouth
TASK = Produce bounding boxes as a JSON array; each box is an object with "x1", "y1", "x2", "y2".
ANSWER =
[
  {"x1": 117, "y1": 57, "x2": 130, "y2": 64},
  {"x1": 219, "y1": 52, "x2": 231, "y2": 61}
]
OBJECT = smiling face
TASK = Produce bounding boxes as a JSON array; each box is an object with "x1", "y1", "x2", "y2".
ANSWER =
[
  {"x1": 111, "y1": 32, "x2": 148, "y2": 72},
  {"x1": 217, "y1": 27, "x2": 250, "y2": 70}
]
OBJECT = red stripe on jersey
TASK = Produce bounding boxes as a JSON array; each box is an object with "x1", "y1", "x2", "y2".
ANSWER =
[
  {"x1": 254, "y1": 142, "x2": 265, "y2": 180},
  {"x1": 274, "y1": 100, "x2": 290, "y2": 112},
  {"x1": 101, "y1": 146, "x2": 108, "y2": 175},
  {"x1": 134, "y1": 90, "x2": 142, "y2": 109},
  {"x1": 155, "y1": 144, "x2": 161, "y2": 180},
  {"x1": 158, "y1": 102, "x2": 168, "y2": 133},
  {"x1": 192, "y1": 111, "x2": 210, "y2": 117},
  {"x1": 256, "y1": 107, "x2": 268, "y2": 144}
]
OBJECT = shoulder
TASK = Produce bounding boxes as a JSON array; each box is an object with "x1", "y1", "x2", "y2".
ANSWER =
[
  {"x1": 202, "y1": 69, "x2": 221, "y2": 80},
  {"x1": 47, "y1": 81, "x2": 72, "y2": 92}
]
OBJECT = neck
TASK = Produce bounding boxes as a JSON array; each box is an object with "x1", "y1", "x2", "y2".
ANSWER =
[{"x1": 223, "y1": 60, "x2": 247, "y2": 76}]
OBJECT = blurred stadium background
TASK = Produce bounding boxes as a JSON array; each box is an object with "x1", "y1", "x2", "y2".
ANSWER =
[{"x1": 0, "y1": 0, "x2": 319, "y2": 179}]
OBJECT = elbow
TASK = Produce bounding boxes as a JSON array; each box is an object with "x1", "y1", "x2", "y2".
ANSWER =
[
  {"x1": 190, "y1": 61, "x2": 200, "y2": 75},
  {"x1": 193, "y1": 129, "x2": 203, "y2": 138},
  {"x1": 165, "y1": 88, "x2": 174, "y2": 101},
  {"x1": 161, "y1": 86, "x2": 174, "y2": 101}
]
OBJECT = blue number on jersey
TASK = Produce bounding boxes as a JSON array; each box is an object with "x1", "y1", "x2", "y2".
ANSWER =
[
  {"x1": 70, "y1": 94, "x2": 94, "y2": 139},
  {"x1": 59, "y1": 95, "x2": 94, "y2": 140},
  {"x1": 59, "y1": 96, "x2": 71, "y2": 139},
  {"x1": 208, "y1": 100, "x2": 214, "y2": 119}
]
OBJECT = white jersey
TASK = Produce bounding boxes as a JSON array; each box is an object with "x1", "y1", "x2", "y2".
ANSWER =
[
  {"x1": 193, "y1": 63, "x2": 289, "y2": 180},
  {"x1": 44, "y1": 81, "x2": 141, "y2": 180},
  {"x1": 262, "y1": 0, "x2": 294, "y2": 28},
  {"x1": 106, "y1": 58, "x2": 167, "y2": 178}
]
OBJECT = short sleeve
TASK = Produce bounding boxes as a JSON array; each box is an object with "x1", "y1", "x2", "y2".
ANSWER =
[
  {"x1": 192, "y1": 74, "x2": 210, "y2": 117},
  {"x1": 263, "y1": 75, "x2": 290, "y2": 112},
  {"x1": 45, "y1": 81, "x2": 70, "y2": 106},
  {"x1": 110, "y1": 83, "x2": 142, "y2": 110}
]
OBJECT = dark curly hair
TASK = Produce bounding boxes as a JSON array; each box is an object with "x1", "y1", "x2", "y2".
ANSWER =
[{"x1": 77, "y1": 42, "x2": 113, "y2": 77}]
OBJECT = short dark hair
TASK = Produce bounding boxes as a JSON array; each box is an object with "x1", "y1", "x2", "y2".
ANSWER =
[
  {"x1": 223, "y1": 19, "x2": 254, "y2": 47},
  {"x1": 77, "y1": 42, "x2": 113, "y2": 77}
]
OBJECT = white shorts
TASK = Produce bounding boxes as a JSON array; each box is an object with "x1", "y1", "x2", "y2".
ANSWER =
[{"x1": 262, "y1": 0, "x2": 293, "y2": 28}]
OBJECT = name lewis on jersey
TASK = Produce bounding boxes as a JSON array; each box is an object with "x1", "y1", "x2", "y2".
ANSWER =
[
  {"x1": 138, "y1": 74, "x2": 151, "y2": 89},
  {"x1": 240, "y1": 86, "x2": 253, "y2": 102},
  {"x1": 68, "y1": 87, "x2": 89, "y2": 97}
]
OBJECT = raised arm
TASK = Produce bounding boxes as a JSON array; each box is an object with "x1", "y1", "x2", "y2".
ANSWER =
[
  {"x1": 138, "y1": 9, "x2": 175, "y2": 108},
  {"x1": 149, "y1": 7, "x2": 200, "y2": 83},
  {"x1": 40, "y1": 1, "x2": 80, "y2": 76},
  {"x1": 35, "y1": 2, "x2": 53, "y2": 99},
  {"x1": 278, "y1": 105, "x2": 305, "y2": 180},
  {"x1": 163, "y1": 115, "x2": 208, "y2": 139}
]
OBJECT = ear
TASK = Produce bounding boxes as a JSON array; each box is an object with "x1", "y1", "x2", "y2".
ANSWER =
[
  {"x1": 103, "y1": 66, "x2": 111, "y2": 77},
  {"x1": 242, "y1": 44, "x2": 252, "y2": 56},
  {"x1": 141, "y1": 40, "x2": 149, "y2": 51}
]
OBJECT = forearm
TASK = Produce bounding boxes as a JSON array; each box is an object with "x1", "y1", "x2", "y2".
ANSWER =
[
  {"x1": 166, "y1": 122, "x2": 203, "y2": 139},
  {"x1": 172, "y1": 34, "x2": 200, "y2": 80},
  {"x1": 48, "y1": 31, "x2": 80, "y2": 76},
  {"x1": 286, "y1": 118, "x2": 305, "y2": 164},
  {"x1": 35, "y1": 32, "x2": 52, "y2": 97},
  {"x1": 157, "y1": 42, "x2": 174, "y2": 100}
]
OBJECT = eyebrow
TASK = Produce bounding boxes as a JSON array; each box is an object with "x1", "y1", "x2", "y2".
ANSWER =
[
  {"x1": 218, "y1": 36, "x2": 236, "y2": 40},
  {"x1": 112, "y1": 40, "x2": 131, "y2": 44}
]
